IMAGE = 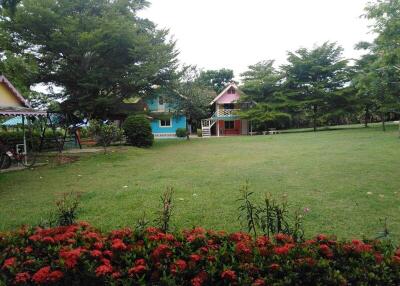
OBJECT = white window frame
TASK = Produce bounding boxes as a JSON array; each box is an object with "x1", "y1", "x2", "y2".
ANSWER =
[{"x1": 159, "y1": 118, "x2": 172, "y2": 128}]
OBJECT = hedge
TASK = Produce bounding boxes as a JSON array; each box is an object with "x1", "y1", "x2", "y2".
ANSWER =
[
  {"x1": 1, "y1": 223, "x2": 399, "y2": 285},
  {"x1": 0, "y1": 131, "x2": 64, "y2": 150}
]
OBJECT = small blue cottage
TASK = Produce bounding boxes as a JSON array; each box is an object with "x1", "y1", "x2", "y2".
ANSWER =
[{"x1": 145, "y1": 93, "x2": 187, "y2": 138}]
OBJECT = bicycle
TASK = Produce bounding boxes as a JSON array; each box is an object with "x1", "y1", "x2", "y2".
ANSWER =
[{"x1": 0, "y1": 142, "x2": 36, "y2": 169}]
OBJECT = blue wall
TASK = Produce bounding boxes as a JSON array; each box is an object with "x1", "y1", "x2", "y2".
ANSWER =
[
  {"x1": 146, "y1": 97, "x2": 177, "y2": 112},
  {"x1": 151, "y1": 115, "x2": 186, "y2": 135}
]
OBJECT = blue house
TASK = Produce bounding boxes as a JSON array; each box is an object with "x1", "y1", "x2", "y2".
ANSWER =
[{"x1": 145, "y1": 93, "x2": 187, "y2": 138}]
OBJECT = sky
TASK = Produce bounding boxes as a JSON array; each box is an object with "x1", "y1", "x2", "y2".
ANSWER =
[{"x1": 140, "y1": 0, "x2": 376, "y2": 79}]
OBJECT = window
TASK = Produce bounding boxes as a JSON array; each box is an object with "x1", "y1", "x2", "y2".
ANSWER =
[
  {"x1": 158, "y1": 96, "x2": 164, "y2": 105},
  {"x1": 227, "y1": 87, "x2": 236, "y2": 94},
  {"x1": 224, "y1": 121, "x2": 234, "y2": 129},
  {"x1": 224, "y1": 103, "x2": 235, "y2": 110},
  {"x1": 160, "y1": 118, "x2": 171, "y2": 127}
]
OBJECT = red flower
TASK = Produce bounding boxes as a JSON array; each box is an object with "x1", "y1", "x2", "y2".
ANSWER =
[
  {"x1": 59, "y1": 248, "x2": 83, "y2": 269},
  {"x1": 190, "y1": 254, "x2": 202, "y2": 262},
  {"x1": 235, "y1": 242, "x2": 252, "y2": 256},
  {"x1": 316, "y1": 234, "x2": 328, "y2": 241},
  {"x1": 95, "y1": 264, "x2": 113, "y2": 277},
  {"x1": 171, "y1": 259, "x2": 187, "y2": 274},
  {"x1": 42, "y1": 236, "x2": 55, "y2": 244},
  {"x1": 32, "y1": 266, "x2": 51, "y2": 284},
  {"x1": 14, "y1": 272, "x2": 30, "y2": 284},
  {"x1": 111, "y1": 228, "x2": 132, "y2": 239},
  {"x1": 319, "y1": 244, "x2": 333, "y2": 258},
  {"x1": 29, "y1": 234, "x2": 41, "y2": 242},
  {"x1": 48, "y1": 270, "x2": 64, "y2": 283},
  {"x1": 274, "y1": 245, "x2": 289, "y2": 255},
  {"x1": 112, "y1": 272, "x2": 121, "y2": 279},
  {"x1": 2, "y1": 257, "x2": 16, "y2": 270},
  {"x1": 135, "y1": 258, "x2": 146, "y2": 266},
  {"x1": 274, "y1": 233, "x2": 293, "y2": 243},
  {"x1": 128, "y1": 265, "x2": 146, "y2": 276},
  {"x1": 103, "y1": 250, "x2": 113, "y2": 258},
  {"x1": 24, "y1": 246, "x2": 33, "y2": 254},
  {"x1": 269, "y1": 263, "x2": 280, "y2": 270},
  {"x1": 221, "y1": 269, "x2": 237, "y2": 281},
  {"x1": 252, "y1": 278, "x2": 265, "y2": 286},
  {"x1": 90, "y1": 250, "x2": 103, "y2": 258},
  {"x1": 230, "y1": 232, "x2": 252, "y2": 242},
  {"x1": 191, "y1": 271, "x2": 208, "y2": 286},
  {"x1": 111, "y1": 238, "x2": 127, "y2": 251},
  {"x1": 207, "y1": 255, "x2": 216, "y2": 262},
  {"x1": 256, "y1": 236, "x2": 270, "y2": 247},
  {"x1": 392, "y1": 255, "x2": 400, "y2": 265},
  {"x1": 375, "y1": 252, "x2": 383, "y2": 264},
  {"x1": 151, "y1": 244, "x2": 171, "y2": 261},
  {"x1": 94, "y1": 242, "x2": 104, "y2": 249}
]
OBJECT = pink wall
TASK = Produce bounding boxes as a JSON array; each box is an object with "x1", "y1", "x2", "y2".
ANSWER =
[{"x1": 216, "y1": 92, "x2": 240, "y2": 104}]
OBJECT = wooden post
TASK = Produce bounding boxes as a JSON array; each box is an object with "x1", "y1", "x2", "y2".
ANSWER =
[{"x1": 22, "y1": 115, "x2": 27, "y2": 165}]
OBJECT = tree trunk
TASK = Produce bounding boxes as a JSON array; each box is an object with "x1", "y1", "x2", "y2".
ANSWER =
[
  {"x1": 313, "y1": 105, "x2": 317, "y2": 132},
  {"x1": 186, "y1": 117, "x2": 190, "y2": 141},
  {"x1": 381, "y1": 112, "x2": 386, "y2": 132},
  {"x1": 364, "y1": 106, "x2": 369, "y2": 128}
]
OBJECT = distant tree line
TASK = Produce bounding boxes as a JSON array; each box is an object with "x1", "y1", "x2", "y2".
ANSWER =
[
  {"x1": 239, "y1": 0, "x2": 400, "y2": 132},
  {"x1": 0, "y1": 0, "x2": 399, "y2": 133}
]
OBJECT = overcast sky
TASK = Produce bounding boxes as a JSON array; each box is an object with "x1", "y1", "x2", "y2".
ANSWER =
[{"x1": 140, "y1": 0, "x2": 376, "y2": 79}]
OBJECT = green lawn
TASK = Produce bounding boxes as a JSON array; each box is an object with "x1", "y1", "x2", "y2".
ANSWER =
[{"x1": 1, "y1": 124, "x2": 400, "y2": 241}]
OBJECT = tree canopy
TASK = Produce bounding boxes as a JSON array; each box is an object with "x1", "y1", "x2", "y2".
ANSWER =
[
  {"x1": 197, "y1": 68, "x2": 234, "y2": 94},
  {"x1": 0, "y1": 0, "x2": 178, "y2": 117}
]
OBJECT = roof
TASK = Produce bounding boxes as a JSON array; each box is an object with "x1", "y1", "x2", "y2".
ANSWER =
[
  {"x1": 0, "y1": 75, "x2": 31, "y2": 108},
  {"x1": 0, "y1": 106, "x2": 47, "y2": 116},
  {"x1": 210, "y1": 82, "x2": 241, "y2": 105},
  {"x1": 1, "y1": 116, "x2": 23, "y2": 126}
]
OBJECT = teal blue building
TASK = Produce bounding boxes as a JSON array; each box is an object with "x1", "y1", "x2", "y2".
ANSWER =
[{"x1": 145, "y1": 94, "x2": 187, "y2": 138}]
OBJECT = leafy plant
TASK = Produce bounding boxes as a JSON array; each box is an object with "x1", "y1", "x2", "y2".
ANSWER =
[
  {"x1": 55, "y1": 192, "x2": 81, "y2": 226},
  {"x1": 237, "y1": 181, "x2": 258, "y2": 238},
  {"x1": 122, "y1": 115, "x2": 154, "y2": 147},
  {"x1": 88, "y1": 120, "x2": 123, "y2": 153},
  {"x1": 237, "y1": 183, "x2": 306, "y2": 241},
  {"x1": 175, "y1": 128, "x2": 187, "y2": 138},
  {"x1": 155, "y1": 187, "x2": 174, "y2": 233}
]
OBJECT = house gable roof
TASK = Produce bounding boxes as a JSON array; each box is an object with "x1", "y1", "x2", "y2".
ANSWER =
[
  {"x1": 209, "y1": 82, "x2": 241, "y2": 105},
  {"x1": 0, "y1": 75, "x2": 31, "y2": 108}
]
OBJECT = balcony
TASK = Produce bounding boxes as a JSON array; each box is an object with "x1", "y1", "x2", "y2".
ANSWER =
[{"x1": 212, "y1": 109, "x2": 240, "y2": 119}]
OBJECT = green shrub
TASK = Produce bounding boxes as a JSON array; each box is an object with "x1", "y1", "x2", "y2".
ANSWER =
[
  {"x1": 88, "y1": 121, "x2": 123, "y2": 152},
  {"x1": 175, "y1": 128, "x2": 187, "y2": 138},
  {"x1": 122, "y1": 115, "x2": 154, "y2": 147},
  {"x1": 0, "y1": 130, "x2": 63, "y2": 150},
  {"x1": 197, "y1": 128, "x2": 202, "y2": 137}
]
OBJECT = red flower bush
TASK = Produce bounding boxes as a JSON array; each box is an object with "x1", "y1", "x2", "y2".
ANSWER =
[{"x1": 0, "y1": 223, "x2": 399, "y2": 285}]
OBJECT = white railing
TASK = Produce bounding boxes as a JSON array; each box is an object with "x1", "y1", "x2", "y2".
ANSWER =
[
  {"x1": 213, "y1": 109, "x2": 240, "y2": 118},
  {"x1": 201, "y1": 118, "x2": 216, "y2": 128}
]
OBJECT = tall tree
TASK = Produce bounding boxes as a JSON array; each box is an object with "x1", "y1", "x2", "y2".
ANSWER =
[
  {"x1": 364, "y1": 0, "x2": 400, "y2": 132},
  {"x1": 240, "y1": 60, "x2": 282, "y2": 103},
  {"x1": 0, "y1": 0, "x2": 178, "y2": 118},
  {"x1": 172, "y1": 66, "x2": 215, "y2": 134},
  {"x1": 282, "y1": 42, "x2": 350, "y2": 131},
  {"x1": 198, "y1": 68, "x2": 234, "y2": 93}
]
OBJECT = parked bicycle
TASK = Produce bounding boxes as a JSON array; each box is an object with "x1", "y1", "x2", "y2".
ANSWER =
[{"x1": 0, "y1": 140, "x2": 36, "y2": 169}]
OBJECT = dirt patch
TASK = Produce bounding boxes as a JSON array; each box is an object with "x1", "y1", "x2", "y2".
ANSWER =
[{"x1": 51, "y1": 154, "x2": 79, "y2": 166}]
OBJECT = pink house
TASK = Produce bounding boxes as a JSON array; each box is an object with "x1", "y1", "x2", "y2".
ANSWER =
[{"x1": 201, "y1": 83, "x2": 250, "y2": 137}]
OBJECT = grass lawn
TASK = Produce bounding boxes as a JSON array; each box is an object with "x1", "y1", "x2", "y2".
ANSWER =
[{"x1": 1, "y1": 124, "x2": 400, "y2": 241}]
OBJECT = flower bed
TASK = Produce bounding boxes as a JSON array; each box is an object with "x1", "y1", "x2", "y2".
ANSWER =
[{"x1": 1, "y1": 223, "x2": 399, "y2": 285}]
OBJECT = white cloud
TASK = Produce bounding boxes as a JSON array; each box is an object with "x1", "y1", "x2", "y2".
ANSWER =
[{"x1": 140, "y1": 0, "x2": 376, "y2": 79}]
